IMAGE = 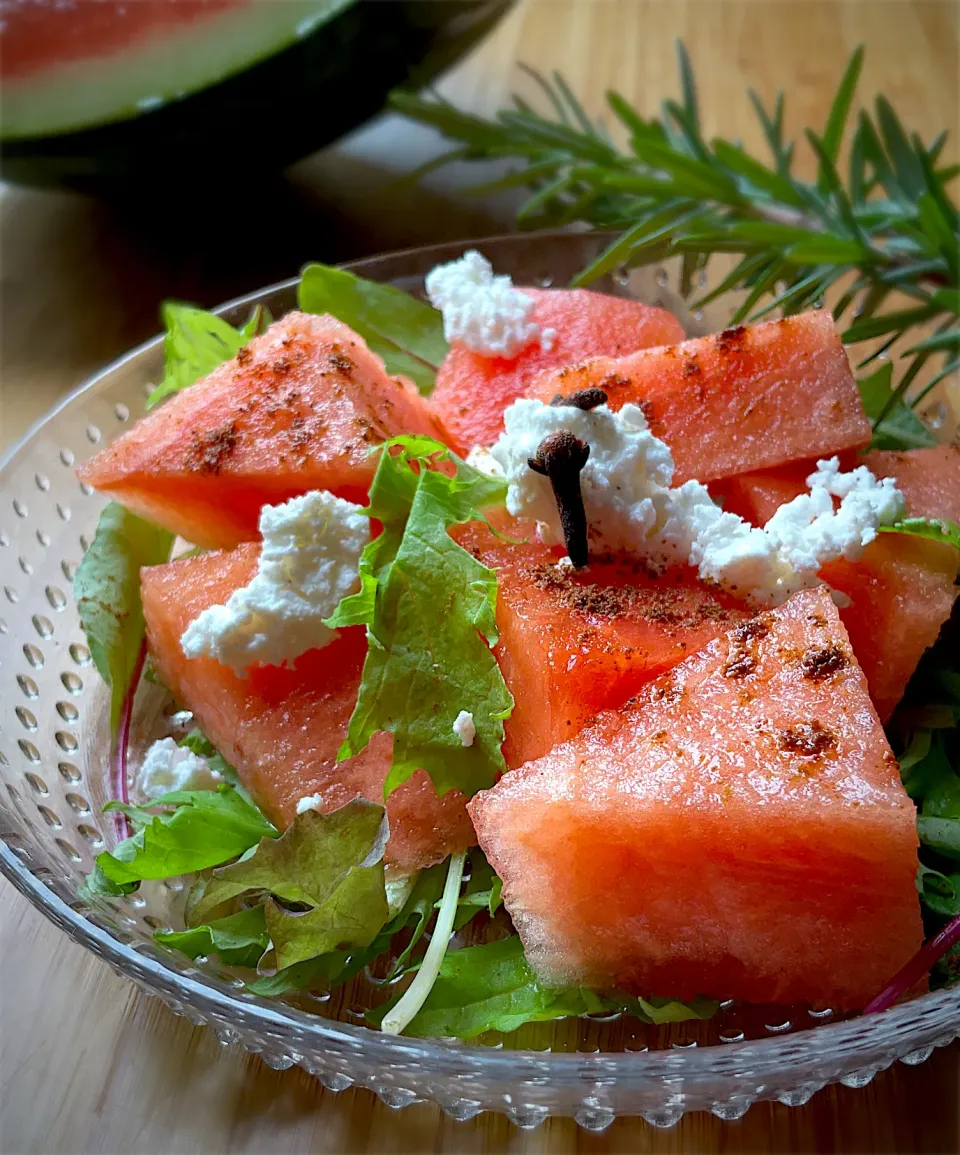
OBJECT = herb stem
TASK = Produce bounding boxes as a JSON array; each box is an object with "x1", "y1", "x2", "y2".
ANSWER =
[
  {"x1": 863, "y1": 913, "x2": 960, "y2": 1014},
  {"x1": 380, "y1": 849, "x2": 467, "y2": 1036},
  {"x1": 111, "y1": 638, "x2": 146, "y2": 840}
]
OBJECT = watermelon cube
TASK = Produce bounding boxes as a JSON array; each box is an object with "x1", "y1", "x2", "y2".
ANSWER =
[
  {"x1": 141, "y1": 545, "x2": 473, "y2": 870},
  {"x1": 469, "y1": 588, "x2": 922, "y2": 1010},
  {"x1": 458, "y1": 522, "x2": 749, "y2": 768},
  {"x1": 715, "y1": 445, "x2": 960, "y2": 720},
  {"x1": 525, "y1": 311, "x2": 871, "y2": 483},
  {"x1": 81, "y1": 312, "x2": 445, "y2": 549},
  {"x1": 429, "y1": 287, "x2": 685, "y2": 455}
]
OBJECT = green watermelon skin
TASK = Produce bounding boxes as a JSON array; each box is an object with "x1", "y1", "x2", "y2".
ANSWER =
[{"x1": 0, "y1": 0, "x2": 512, "y2": 193}]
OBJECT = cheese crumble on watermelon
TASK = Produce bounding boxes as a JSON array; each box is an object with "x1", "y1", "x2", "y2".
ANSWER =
[{"x1": 486, "y1": 397, "x2": 906, "y2": 604}]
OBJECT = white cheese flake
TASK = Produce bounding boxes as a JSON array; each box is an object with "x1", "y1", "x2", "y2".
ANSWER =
[
  {"x1": 139, "y1": 737, "x2": 222, "y2": 799},
  {"x1": 490, "y1": 398, "x2": 905, "y2": 605},
  {"x1": 295, "y1": 792, "x2": 324, "y2": 815},
  {"x1": 181, "y1": 490, "x2": 369, "y2": 673},
  {"x1": 465, "y1": 444, "x2": 506, "y2": 478},
  {"x1": 452, "y1": 710, "x2": 477, "y2": 747},
  {"x1": 425, "y1": 250, "x2": 552, "y2": 358}
]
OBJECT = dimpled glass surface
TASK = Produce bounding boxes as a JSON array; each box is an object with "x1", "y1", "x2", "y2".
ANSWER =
[{"x1": 0, "y1": 232, "x2": 957, "y2": 1131}]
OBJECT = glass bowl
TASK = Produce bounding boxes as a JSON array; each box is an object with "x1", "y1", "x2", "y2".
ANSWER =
[{"x1": 1, "y1": 231, "x2": 957, "y2": 1131}]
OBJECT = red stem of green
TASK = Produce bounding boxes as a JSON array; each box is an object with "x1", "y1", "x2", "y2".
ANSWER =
[
  {"x1": 111, "y1": 638, "x2": 146, "y2": 841},
  {"x1": 863, "y1": 914, "x2": 960, "y2": 1015}
]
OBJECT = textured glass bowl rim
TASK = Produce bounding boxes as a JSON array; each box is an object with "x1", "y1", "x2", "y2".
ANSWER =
[{"x1": 1, "y1": 229, "x2": 958, "y2": 1089}]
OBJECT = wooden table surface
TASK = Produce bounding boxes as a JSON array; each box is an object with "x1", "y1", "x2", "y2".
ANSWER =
[{"x1": 1, "y1": 2, "x2": 958, "y2": 1152}]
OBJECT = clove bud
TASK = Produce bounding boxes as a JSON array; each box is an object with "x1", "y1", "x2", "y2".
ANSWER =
[
  {"x1": 528, "y1": 430, "x2": 591, "y2": 568},
  {"x1": 549, "y1": 387, "x2": 608, "y2": 411}
]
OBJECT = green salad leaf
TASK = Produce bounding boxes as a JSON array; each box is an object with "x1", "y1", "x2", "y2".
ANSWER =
[
  {"x1": 146, "y1": 303, "x2": 266, "y2": 409},
  {"x1": 247, "y1": 862, "x2": 449, "y2": 996},
  {"x1": 298, "y1": 263, "x2": 447, "y2": 393},
  {"x1": 155, "y1": 906, "x2": 270, "y2": 969},
  {"x1": 73, "y1": 503, "x2": 173, "y2": 733},
  {"x1": 333, "y1": 436, "x2": 513, "y2": 800},
  {"x1": 881, "y1": 516, "x2": 960, "y2": 553},
  {"x1": 889, "y1": 605, "x2": 960, "y2": 958},
  {"x1": 187, "y1": 800, "x2": 389, "y2": 971},
  {"x1": 368, "y1": 935, "x2": 717, "y2": 1039},
  {"x1": 917, "y1": 866, "x2": 960, "y2": 919},
  {"x1": 94, "y1": 786, "x2": 277, "y2": 886},
  {"x1": 857, "y1": 363, "x2": 937, "y2": 451}
]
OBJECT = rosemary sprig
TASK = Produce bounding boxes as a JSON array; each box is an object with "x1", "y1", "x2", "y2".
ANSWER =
[{"x1": 392, "y1": 46, "x2": 958, "y2": 424}]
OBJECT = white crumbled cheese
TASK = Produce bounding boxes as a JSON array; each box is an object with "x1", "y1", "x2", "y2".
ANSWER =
[
  {"x1": 490, "y1": 399, "x2": 905, "y2": 605},
  {"x1": 295, "y1": 792, "x2": 324, "y2": 815},
  {"x1": 490, "y1": 398, "x2": 677, "y2": 563},
  {"x1": 452, "y1": 710, "x2": 477, "y2": 747},
  {"x1": 425, "y1": 250, "x2": 553, "y2": 358},
  {"x1": 765, "y1": 457, "x2": 906, "y2": 572},
  {"x1": 139, "y1": 737, "x2": 222, "y2": 799},
  {"x1": 181, "y1": 491, "x2": 369, "y2": 673},
  {"x1": 465, "y1": 444, "x2": 506, "y2": 478}
]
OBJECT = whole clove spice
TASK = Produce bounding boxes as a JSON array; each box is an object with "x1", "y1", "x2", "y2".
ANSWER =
[
  {"x1": 550, "y1": 387, "x2": 608, "y2": 411},
  {"x1": 528, "y1": 430, "x2": 591, "y2": 567}
]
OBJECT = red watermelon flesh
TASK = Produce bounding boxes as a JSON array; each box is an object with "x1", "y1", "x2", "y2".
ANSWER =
[
  {"x1": 715, "y1": 445, "x2": 960, "y2": 721},
  {"x1": 80, "y1": 311, "x2": 445, "y2": 550},
  {"x1": 3, "y1": 2, "x2": 240, "y2": 81},
  {"x1": 469, "y1": 588, "x2": 922, "y2": 1010},
  {"x1": 429, "y1": 287, "x2": 685, "y2": 455},
  {"x1": 525, "y1": 311, "x2": 871, "y2": 483},
  {"x1": 456, "y1": 521, "x2": 750, "y2": 769},
  {"x1": 140, "y1": 544, "x2": 473, "y2": 870}
]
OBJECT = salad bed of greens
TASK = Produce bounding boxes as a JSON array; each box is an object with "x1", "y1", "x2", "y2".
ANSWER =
[{"x1": 75, "y1": 260, "x2": 960, "y2": 1039}]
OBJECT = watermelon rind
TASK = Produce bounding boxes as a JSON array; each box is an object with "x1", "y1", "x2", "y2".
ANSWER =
[{"x1": 0, "y1": 0, "x2": 513, "y2": 192}]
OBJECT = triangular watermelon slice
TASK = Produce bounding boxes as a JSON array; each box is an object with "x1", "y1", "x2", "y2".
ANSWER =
[
  {"x1": 469, "y1": 587, "x2": 921, "y2": 1010},
  {"x1": 714, "y1": 445, "x2": 960, "y2": 720},
  {"x1": 429, "y1": 287, "x2": 685, "y2": 455},
  {"x1": 457, "y1": 521, "x2": 750, "y2": 768},
  {"x1": 80, "y1": 311, "x2": 445, "y2": 549},
  {"x1": 525, "y1": 310, "x2": 871, "y2": 483},
  {"x1": 141, "y1": 544, "x2": 473, "y2": 871}
]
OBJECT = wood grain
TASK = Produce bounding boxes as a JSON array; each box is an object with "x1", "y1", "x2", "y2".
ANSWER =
[{"x1": 1, "y1": 2, "x2": 958, "y2": 1151}]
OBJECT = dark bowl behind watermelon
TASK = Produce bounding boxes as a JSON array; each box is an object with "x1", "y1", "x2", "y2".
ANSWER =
[{"x1": 0, "y1": 0, "x2": 512, "y2": 195}]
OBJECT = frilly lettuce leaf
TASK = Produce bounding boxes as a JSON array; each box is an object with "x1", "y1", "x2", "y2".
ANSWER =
[
  {"x1": 298, "y1": 263, "x2": 447, "y2": 393},
  {"x1": 246, "y1": 862, "x2": 448, "y2": 996},
  {"x1": 146, "y1": 303, "x2": 266, "y2": 409},
  {"x1": 331, "y1": 437, "x2": 513, "y2": 800},
  {"x1": 73, "y1": 503, "x2": 173, "y2": 733}
]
